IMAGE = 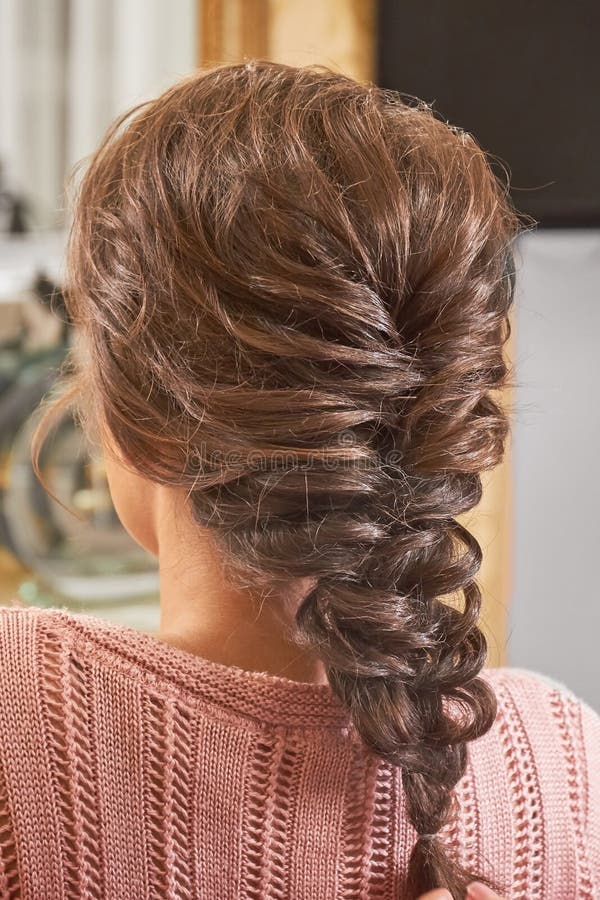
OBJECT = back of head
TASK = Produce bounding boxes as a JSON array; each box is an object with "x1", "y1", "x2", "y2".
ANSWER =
[{"x1": 63, "y1": 60, "x2": 520, "y2": 898}]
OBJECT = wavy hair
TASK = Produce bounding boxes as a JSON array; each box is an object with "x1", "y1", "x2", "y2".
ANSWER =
[{"x1": 45, "y1": 60, "x2": 523, "y2": 898}]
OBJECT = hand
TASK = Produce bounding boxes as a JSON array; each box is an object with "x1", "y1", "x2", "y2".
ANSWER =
[{"x1": 418, "y1": 883, "x2": 507, "y2": 900}]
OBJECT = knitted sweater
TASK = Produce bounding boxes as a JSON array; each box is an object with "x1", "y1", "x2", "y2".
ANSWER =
[{"x1": 0, "y1": 606, "x2": 597, "y2": 899}]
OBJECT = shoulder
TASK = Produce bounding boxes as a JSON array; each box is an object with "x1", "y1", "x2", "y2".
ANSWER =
[
  {"x1": 0, "y1": 603, "x2": 46, "y2": 653},
  {"x1": 481, "y1": 663, "x2": 599, "y2": 734},
  {"x1": 0, "y1": 602, "x2": 64, "y2": 637},
  {"x1": 0, "y1": 604, "x2": 75, "y2": 675},
  {"x1": 0, "y1": 606, "x2": 73, "y2": 743},
  {"x1": 476, "y1": 665, "x2": 600, "y2": 867},
  {"x1": 479, "y1": 663, "x2": 599, "y2": 761},
  {"x1": 482, "y1": 663, "x2": 586, "y2": 702}
]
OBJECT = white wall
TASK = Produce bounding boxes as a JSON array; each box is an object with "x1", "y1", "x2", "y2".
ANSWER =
[
  {"x1": 509, "y1": 230, "x2": 600, "y2": 711},
  {"x1": 0, "y1": 0, "x2": 68, "y2": 225},
  {"x1": 0, "y1": 0, "x2": 196, "y2": 228}
]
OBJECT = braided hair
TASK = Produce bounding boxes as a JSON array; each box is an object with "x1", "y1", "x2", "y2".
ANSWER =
[{"x1": 62, "y1": 60, "x2": 523, "y2": 898}]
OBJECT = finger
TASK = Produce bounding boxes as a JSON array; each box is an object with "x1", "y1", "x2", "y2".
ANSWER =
[
  {"x1": 417, "y1": 891, "x2": 453, "y2": 900},
  {"x1": 466, "y1": 882, "x2": 506, "y2": 900}
]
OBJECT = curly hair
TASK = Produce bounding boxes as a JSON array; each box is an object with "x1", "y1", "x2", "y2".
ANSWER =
[{"x1": 50, "y1": 60, "x2": 523, "y2": 898}]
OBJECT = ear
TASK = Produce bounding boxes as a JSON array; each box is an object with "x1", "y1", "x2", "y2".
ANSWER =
[{"x1": 102, "y1": 445, "x2": 160, "y2": 556}]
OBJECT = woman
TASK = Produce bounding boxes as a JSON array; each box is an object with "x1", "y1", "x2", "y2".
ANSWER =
[{"x1": 1, "y1": 60, "x2": 597, "y2": 899}]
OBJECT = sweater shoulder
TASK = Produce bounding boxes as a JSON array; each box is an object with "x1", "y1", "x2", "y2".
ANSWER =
[
  {"x1": 0, "y1": 604, "x2": 81, "y2": 677},
  {"x1": 0, "y1": 606, "x2": 67, "y2": 723},
  {"x1": 0, "y1": 604, "x2": 57, "y2": 664},
  {"x1": 0, "y1": 602, "x2": 60, "y2": 632},
  {"x1": 0, "y1": 603, "x2": 49, "y2": 651},
  {"x1": 482, "y1": 663, "x2": 589, "y2": 705},
  {"x1": 477, "y1": 664, "x2": 600, "y2": 883},
  {"x1": 479, "y1": 663, "x2": 599, "y2": 759}
]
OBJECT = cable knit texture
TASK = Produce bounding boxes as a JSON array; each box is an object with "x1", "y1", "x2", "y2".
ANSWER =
[{"x1": 0, "y1": 605, "x2": 597, "y2": 899}]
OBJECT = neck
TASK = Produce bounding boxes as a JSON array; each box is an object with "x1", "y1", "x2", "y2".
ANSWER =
[{"x1": 152, "y1": 486, "x2": 329, "y2": 685}]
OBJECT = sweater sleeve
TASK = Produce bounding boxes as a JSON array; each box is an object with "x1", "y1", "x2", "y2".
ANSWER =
[
  {"x1": 580, "y1": 696, "x2": 600, "y2": 883},
  {"x1": 505, "y1": 667, "x2": 600, "y2": 893}
]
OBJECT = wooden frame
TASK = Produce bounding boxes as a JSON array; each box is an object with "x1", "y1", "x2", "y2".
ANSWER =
[{"x1": 198, "y1": 0, "x2": 375, "y2": 82}]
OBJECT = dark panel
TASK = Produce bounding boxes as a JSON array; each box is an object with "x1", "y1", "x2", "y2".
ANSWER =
[{"x1": 377, "y1": 1, "x2": 600, "y2": 227}]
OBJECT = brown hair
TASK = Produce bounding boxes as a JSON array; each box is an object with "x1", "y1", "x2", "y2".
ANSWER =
[{"x1": 41, "y1": 60, "x2": 523, "y2": 898}]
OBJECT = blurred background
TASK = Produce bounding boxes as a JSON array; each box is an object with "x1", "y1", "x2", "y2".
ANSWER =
[{"x1": 0, "y1": 0, "x2": 598, "y2": 709}]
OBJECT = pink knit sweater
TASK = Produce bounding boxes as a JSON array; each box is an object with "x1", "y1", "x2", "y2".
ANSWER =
[{"x1": 0, "y1": 605, "x2": 597, "y2": 899}]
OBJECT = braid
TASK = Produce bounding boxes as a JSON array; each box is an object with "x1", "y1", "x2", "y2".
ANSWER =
[
  {"x1": 295, "y1": 484, "x2": 506, "y2": 899},
  {"x1": 64, "y1": 60, "x2": 525, "y2": 898}
]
